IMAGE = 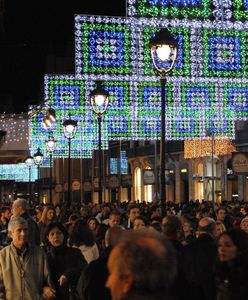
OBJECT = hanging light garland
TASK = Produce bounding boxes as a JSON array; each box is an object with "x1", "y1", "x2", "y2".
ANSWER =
[{"x1": 184, "y1": 138, "x2": 236, "y2": 159}]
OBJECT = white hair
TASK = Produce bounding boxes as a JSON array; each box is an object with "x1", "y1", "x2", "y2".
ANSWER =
[{"x1": 8, "y1": 216, "x2": 27, "y2": 232}]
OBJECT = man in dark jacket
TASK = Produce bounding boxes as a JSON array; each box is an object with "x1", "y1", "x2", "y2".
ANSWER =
[{"x1": 182, "y1": 217, "x2": 218, "y2": 300}]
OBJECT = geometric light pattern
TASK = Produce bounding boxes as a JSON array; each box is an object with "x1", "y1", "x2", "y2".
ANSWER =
[
  {"x1": 110, "y1": 151, "x2": 129, "y2": 174},
  {"x1": 184, "y1": 138, "x2": 236, "y2": 159},
  {"x1": 233, "y1": 0, "x2": 248, "y2": 20},
  {"x1": 28, "y1": 1, "x2": 248, "y2": 158},
  {"x1": 0, "y1": 163, "x2": 38, "y2": 182}
]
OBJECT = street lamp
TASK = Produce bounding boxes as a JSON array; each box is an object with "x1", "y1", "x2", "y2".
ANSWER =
[
  {"x1": 45, "y1": 136, "x2": 56, "y2": 204},
  {"x1": 149, "y1": 28, "x2": 177, "y2": 203},
  {"x1": 206, "y1": 128, "x2": 215, "y2": 205},
  {"x1": 63, "y1": 118, "x2": 77, "y2": 207},
  {"x1": 24, "y1": 156, "x2": 33, "y2": 207},
  {"x1": 33, "y1": 147, "x2": 44, "y2": 204},
  {"x1": 42, "y1": 108, "x2": 56, "y2": 129},
  {"x1": 90, "y1": 81, "x2": 109, "y2": 204}
]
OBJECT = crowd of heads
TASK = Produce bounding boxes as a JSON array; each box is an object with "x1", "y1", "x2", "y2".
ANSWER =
[{"x1": 0, "y1": 198, "x2": 248, "y2": 299}]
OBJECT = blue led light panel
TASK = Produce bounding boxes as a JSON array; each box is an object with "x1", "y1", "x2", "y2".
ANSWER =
[
  {"x1": 203, "y1": 29, "x2": 248, "y2": 77},
  {"x1": 75, "y1": 15, "x2": 137, "y2": 76}
]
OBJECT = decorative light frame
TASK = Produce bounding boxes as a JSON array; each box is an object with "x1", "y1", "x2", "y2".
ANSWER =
[{"x1": 26, "y1": 3, "x2": 248, "y2": 158}]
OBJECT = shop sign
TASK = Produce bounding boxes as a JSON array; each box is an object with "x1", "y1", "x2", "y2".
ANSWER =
[
  {"x1": 232, "y1": 153, "x2": 248, "y2": 173},
  {"x1": 72, "y1": 180, "x2": 80, "y2": 191},
  {"x1": 55, "y1": 184, "x2": 63, "y2": 193},
  {"x1": 143, "y1": 170, "x2": 155, "y2": 185},
  {"x1": 83, "y1": 181, "x2": 92, "y2": 192}
]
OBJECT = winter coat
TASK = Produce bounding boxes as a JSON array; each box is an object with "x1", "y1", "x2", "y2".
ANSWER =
[
  {"x1": 182, "y1": 233, "x2": 217, "y2": 300},
  {"x1": 77, "y1": 246, "x2": 112, "y2": 300},
  {"x1": 215, "y1": 255, "x2": 248, "y2": 300},
  {"x1": 0, "y1": 244, "x2": 53, "y2": 300},
  {"x1": 46, "y1": 245, "x2": 87, "y2": 300}
]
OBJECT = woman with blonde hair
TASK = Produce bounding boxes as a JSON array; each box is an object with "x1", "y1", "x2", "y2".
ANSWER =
[{"x1": 38, "y1": 205, "x2": 55, "y2": 243}]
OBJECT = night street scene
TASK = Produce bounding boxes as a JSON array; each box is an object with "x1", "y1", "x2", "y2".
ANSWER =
[{"x1": 0, "y1": 1, "x2": 248, "y2": 299}]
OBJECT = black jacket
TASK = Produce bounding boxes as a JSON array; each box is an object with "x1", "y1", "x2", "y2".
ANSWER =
[
  {"x1": 46, "y1": 245, "x2": 87, "y2": 300},
  {"x1": 77, "y1": 246, "x2": 112, "y2": 300},
  {"x1": 182, "y1": 233, "x2": 217, "y2": 300},
  {"x1": 215, "y1": 255, "x2": 248, "y2": 300}
]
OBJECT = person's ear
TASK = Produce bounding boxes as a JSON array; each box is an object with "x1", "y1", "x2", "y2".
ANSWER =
[
  {"x1": 122, "y1": 273, "x2": 133, "y2": 295},
  {"x1": 8, "y1": 230, "x2": 13, "y2": 239}
]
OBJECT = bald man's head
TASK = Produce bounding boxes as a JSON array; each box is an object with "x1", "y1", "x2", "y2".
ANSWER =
[{"x1": 198, "y1": 217, "x2": 216, "y2": 237}]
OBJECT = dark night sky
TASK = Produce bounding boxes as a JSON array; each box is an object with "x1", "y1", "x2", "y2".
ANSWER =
[{"x1": 0, "y1": 0, "x2": 126, "y2": 113}]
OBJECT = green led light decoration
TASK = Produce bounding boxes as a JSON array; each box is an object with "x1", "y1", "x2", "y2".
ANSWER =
[
  {"x1": 233, "y1": 0, "x2": 248, "y2": 20},
  {"x1": 27, "y1": 2, "x2": 248, "y2": 157},
  {"x1": 129, "y1": 0, "x2": 212, "y2": 19}
]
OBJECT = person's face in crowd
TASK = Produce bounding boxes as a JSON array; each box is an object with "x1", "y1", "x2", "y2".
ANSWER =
[
  {"x1": 182, "y1": 222, "x2": 192, "y2": 234},
  {"x1": 10, "y1": 222, "x2": 28, "y2": 249},
  {"x1": 106, "y1": 246, "x2": 130, "y2": 300},
  {"x1": 218, "y1": 234, "x2": 238, "y2": 262},
  {"x1": 133, "y1": 218, "x2": 145, "y2": 231},
  {"x1": 55, "y1": 206, "x2": 61, "y2": 215},
  {"x1": 240, "y1": 217, "x2": 248, "y2": 234},
  {"x1": 3, "y1": 209, "x2": 11, "y2": 220},
  {"x1": 35, "y1": 209, "x2": 42, "y2": 221},
  {"x1": 88, "y1": 219, "x2": 97, "y2": 231},
  {"x1": 47, "y1": 227, "x2": 64, "y2": 247},
  {"x1": 240, "y1": 207, "x2": 246, "y2": 216},
  {"x1": 80, "y1": 207, "x2": 88, "y2": 217},
  {"x1": 11, "y1": 204, "x2": 22, "y2": 217},
  {"x1": 216, "y1": 223, "x2": 225, "y2": 236},
  {"x1": 47, "y1": 209, "x2": 54, "y2": 221},
  {"x1": 109, "y1": 215, "x2": 121, "y2": 228},
  {"x1": 129, "y1": 208, "x2": 140, "y2": 223},
  {"x1": 217, "y1": 209, "x2": 226, "y2": 222}
]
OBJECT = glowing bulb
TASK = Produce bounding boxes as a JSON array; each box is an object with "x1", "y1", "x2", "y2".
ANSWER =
[
  {"x1": 156, "y1": 45, "x2": 171, "y2": 61},
  {"x1": 66, "y1": 125, "x2": 75, "y2": 134},
  {"x1": 95, "y1": 95, "x2": 106, "y2": 106}
]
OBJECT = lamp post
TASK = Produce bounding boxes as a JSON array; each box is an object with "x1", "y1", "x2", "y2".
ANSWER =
[
  {"x1": 45, "y1": 136, "x2": 56, "y2": 204},
  {"x1": 149, "y1": 28, "x2": 177, "y2": 203},
  {"x1": 24, "y1": 156, "x2": 33, "y2": 207},
  {"x1": 206, "y1": 129, "x2": 215, "y2": 205},
  {"x1": 33, "y1": 148, "x2": 44, "y2": 204},
  {"x1": 63, "y1": 119, "x2": 77, "y2": 207},
  {"x1": 90, "y1": 81, "x2": 109, "y2": 204}
]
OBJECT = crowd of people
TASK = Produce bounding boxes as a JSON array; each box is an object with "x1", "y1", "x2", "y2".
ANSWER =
[{"x1": 0, "y1": 198, "x2": 247, "y2": 299}]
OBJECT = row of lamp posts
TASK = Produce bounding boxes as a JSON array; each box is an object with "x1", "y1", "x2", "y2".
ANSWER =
[
  {"x1": 24, "y1": 28, "x2": 195, "y2": 205},
  {"x1": 24, "y1": 81, "x2": 109, "y2": 206}
]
